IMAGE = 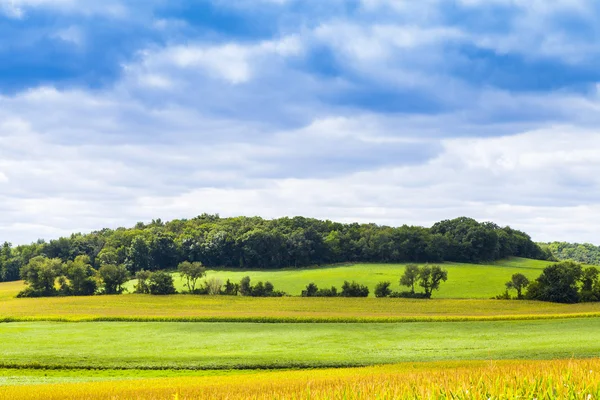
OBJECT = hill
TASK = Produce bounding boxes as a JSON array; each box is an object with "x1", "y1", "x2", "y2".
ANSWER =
[{"x1": 1, "y1": 215, "x2": 549, "y2": 283}]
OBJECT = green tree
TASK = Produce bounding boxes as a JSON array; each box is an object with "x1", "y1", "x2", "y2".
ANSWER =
[
  {"x1": 239, "y1": 276, "x2": 252, "y2": 296},
  {"x1": 418, "y1": 265, "x2": 448, "y2": 298},
  {"x1": 134, "y1": 270, "x2": 152, "y2": 294},
  {"x1": 525, "y1": 261, "x2": 583, "y2": 303},
  {"x1": 178, "y1": 261, "x2": 206, "y2": 293},
  {"x1": 64, "y1": 255, "x2": 97, "y2": 296},
  {"x1": 127, "y1": 236, "x2": 150, "y2": 274},
  {"x1": 20, "y1": 256, "x2": 63, "y2": 296},
  {"x1": 374, "y1": 281, "x2": 392, "y2": 298},
  {"x1": 505, "y1": 273, "x2": 530, "y2": 299},
  {"x1": 148, "y1": 271, "x2": 176, "y2": 295},
  {"x1": 340, "y1": 281, "x2": 369, "y2": 297},
  {"x1": 98, "y1": 264, "x2": 129, "y2": 294},
  {"x1": 400, "y1": 264, "x2": 420, "y2": 293},
  {"x1": 222, "y1": 279, "x2": 239, "y2": 296},
  {"x1": 302, "y1": 282, "x2": 319, "y2": 297}
]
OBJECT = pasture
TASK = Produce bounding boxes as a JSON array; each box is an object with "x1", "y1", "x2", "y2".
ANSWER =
[
  {"x1": 1, "y1": 318, "x2": 599, "y2": 369},
  {"x1": 2, "y1": 257, "x2": 599, "y2": 398},
  {"x1": 127, "y1": 257, "x2": 551, "y2": 298}
]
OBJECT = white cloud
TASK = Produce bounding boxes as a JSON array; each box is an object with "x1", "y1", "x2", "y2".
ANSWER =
[{"x1": 137, "y1": 36, "x2": 303, "y2": 84}]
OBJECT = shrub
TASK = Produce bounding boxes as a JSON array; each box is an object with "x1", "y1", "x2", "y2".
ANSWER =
[
  {"x1": 239, "y1": 276, "x2": 252, "y2": 296},
  {"x1": 340, "y1": 281, "x2": 369, "y2": 297},
  {"x1": 134, "y1": 270, "x2": 151, "y2": 294},
  {"x1": 222, "y1": 279, "x2": 239, "y2": 296},
  {"x1": 374, "y1": 281, "x2": 392, "y2": 298},
  {"x1": 493, "y1": 290, "x2": 512, "y2": 300},
  {"x1": 205, "y1": 278, "x2": 223, "y2": 295},
  {"x1": 389, "y1": 291, "x2": 430, "y2": 299},
  {"x1": 302, "y1": 283, "x2": 319, "y2": 297},
  {"x1": 316, "y1": 287, "x2": 338, "y2": 297},
  {"x1": 147, "y1": 271, "x2": 177, "y2": 295}
]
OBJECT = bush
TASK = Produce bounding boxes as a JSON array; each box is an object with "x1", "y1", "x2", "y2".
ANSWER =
[
  {"x1": 340, "y1": 281, "x2": 369, "y2": 297},
  {"x1": 205, "y1": 278, "x2": 223, "y2": 295},
  {"x1": 239, "y1": 276, "x2": 252, "y2": 296},
  {"x1": 374, "y1": 281, "x2": 392, "y2": 298},
  {"x1": 147, "y1": 271, "x2": 177, "y2": 295},
  {"x1": 389, "y1": 291, "x2": 430, "y2": 299},
  {"x1": 302, "y1": 282, "x2": 319, "y2": 297},
  {"x1": 493, "y1": 290, "x2": 512, "y2": 300},
  {"x1": 317, "y1": 287, "x2": 338, "y2": 297},
  {"x1": 222, "y1": 279, "x2": 239, "y2": 296}
]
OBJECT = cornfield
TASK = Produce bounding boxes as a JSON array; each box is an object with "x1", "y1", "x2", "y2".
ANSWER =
[{"x1": 2, "y1": 358, "x2": 599, "y2": 399}]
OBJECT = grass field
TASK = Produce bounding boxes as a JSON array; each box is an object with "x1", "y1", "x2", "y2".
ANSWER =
[
  {"x1": 124, "y1": 257, "x2": 552, "y2": 298},
  {"x1": 3, "y1": 257, "x2": 597, "y2": 398},
  {"x1": 2, "y1": 358, "x2": 600, "y2": 399},
  {"x1": 1, "y1": 318, "x2": 599, "y2": 369}
]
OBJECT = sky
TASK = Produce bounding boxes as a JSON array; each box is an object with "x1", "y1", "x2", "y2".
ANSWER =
[{"x1": 1, "y1": 0, "x2": 600, "y2": 245}]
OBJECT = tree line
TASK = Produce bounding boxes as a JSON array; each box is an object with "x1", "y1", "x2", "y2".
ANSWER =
[
  {"x1": 540, "y1": 242, "x2": 600, "y2": 266},
  {"x1": 500, "y1": 261, "x2": 600, "y2": 303},
  {"x1": 0, "y1": 215, "x2": 550, "y2": 283}
]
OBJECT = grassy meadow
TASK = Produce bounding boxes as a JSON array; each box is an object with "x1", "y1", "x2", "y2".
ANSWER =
[
  {"x1": 3, "y1": 359, "x2": 600, "y2": 399},
  {"x1": 3, "y1": 257, "x2": 600, "y2": 398},
  {"x1": 125, "y1": 257, "x2": 551, "y2": 298},
  {"x1": 1, "y1": 318, "x2": 599, "y2": 369}
]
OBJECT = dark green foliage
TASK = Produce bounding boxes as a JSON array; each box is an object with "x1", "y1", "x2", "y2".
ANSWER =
[
  {"x1": 222, "y1": 279, "x2": 239, "y2": 296},
  {"x1": 1, "y1": 215, "x2": 546, "y2": 283},
  {"x1": 340, "y1": 281, "x2": 369, "y2": 297},
  {"x1": 19, "y1": 256, "x2": 63, "y2": 297},
  {"x1": 431, "y1": 218, "x2": 546, "y2": 262},
  {"x1": 302, "y1": 283, "x2": 338, "y2": 297},
  {"x1": 389, "y1": 291, "x2": 430, "y2": 299},
  {"x1": 374, "y1": 281, "x2": 392, "y2": 298},
  {"x1": 525, "y1": 261, "x2": 583, "y2": 303},
  {"x1": 398, "y1": 265, "x2": 448, "y2": 299},
  {"x1": 127, "y1": 237, "x2": 151, "y2": 273},
  {"x1": 399, "y1": 264, "x2": 420, "y2": 293},
  {"x1": 418, "y1": 266, "x2": 448, "y2": 298},
  {"x1": 316, "y1": 287, "x2": 338, "y2": 297},
  {"x1": 238, "y1": 277, "x2": 285, "y2": 297},
  {"x1": 239, "y1": 276, "x2": 252, "y2": 296},
  {"x1": 98, "y1": 264, "x2": 129, "y2": 294},
  {"x1": 505, "y1": 273, "x2": 530, "y2": 299},
  {"x1": 302, "y1": 282, "x2": 319, "y2": 297},
  {"x1": 147, "y1": 271, "x2": 177, "y2": 295},
  {"x1": 63, "y1": 256, "x2": 97, "y2": 296},
  {"x1": 493, "y1": 290, "x2": 512, "y2": 300}
]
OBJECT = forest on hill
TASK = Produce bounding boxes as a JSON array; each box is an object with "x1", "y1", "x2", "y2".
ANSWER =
[
  {"x1": 540, "y1": 242, "x2": 600, "y2": 265},
  {"x1": 0, "y1": 216, "x2": 550, "y2": 282}
]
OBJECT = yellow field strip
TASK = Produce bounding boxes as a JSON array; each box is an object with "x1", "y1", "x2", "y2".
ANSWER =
[
  {"x1": 3, "y1": 359, "x2": 600, "y2": 399},
  {"x1": 3, "y1": 312, "x2": 600, "y2": 323}
]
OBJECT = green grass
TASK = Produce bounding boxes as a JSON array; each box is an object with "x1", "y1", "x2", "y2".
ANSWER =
[
  {"x1": 1, "y1": 318, "x2": 599, "y2": 370},
  {"x1": 124, "y1": 257, "x2": 552, "y2": 298}
]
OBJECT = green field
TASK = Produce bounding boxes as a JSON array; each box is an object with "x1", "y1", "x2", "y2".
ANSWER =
[
  {"x1": 125, "y1": 257, "x2": 551, "y2": 298},
  {"x1": 1, "y1": 318, "x2": 599, "y2": 370}
]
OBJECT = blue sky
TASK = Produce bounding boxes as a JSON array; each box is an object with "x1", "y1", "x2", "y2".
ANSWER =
[{"x1": 1, "y1": 0, "x2": 600, "y2": 244}]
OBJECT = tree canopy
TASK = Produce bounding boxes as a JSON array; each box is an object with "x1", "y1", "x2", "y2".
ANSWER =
[{"x1": 0, "y1": 215, "x2": 549, "y2": 283}]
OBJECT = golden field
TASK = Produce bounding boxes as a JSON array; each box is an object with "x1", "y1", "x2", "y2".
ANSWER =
[
  {"x1": 3, "y1": 280, "x2": 600, "y2": 322},
  {"x1": 2, "y1": 358, "x2": 600, "y2": 399}
]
